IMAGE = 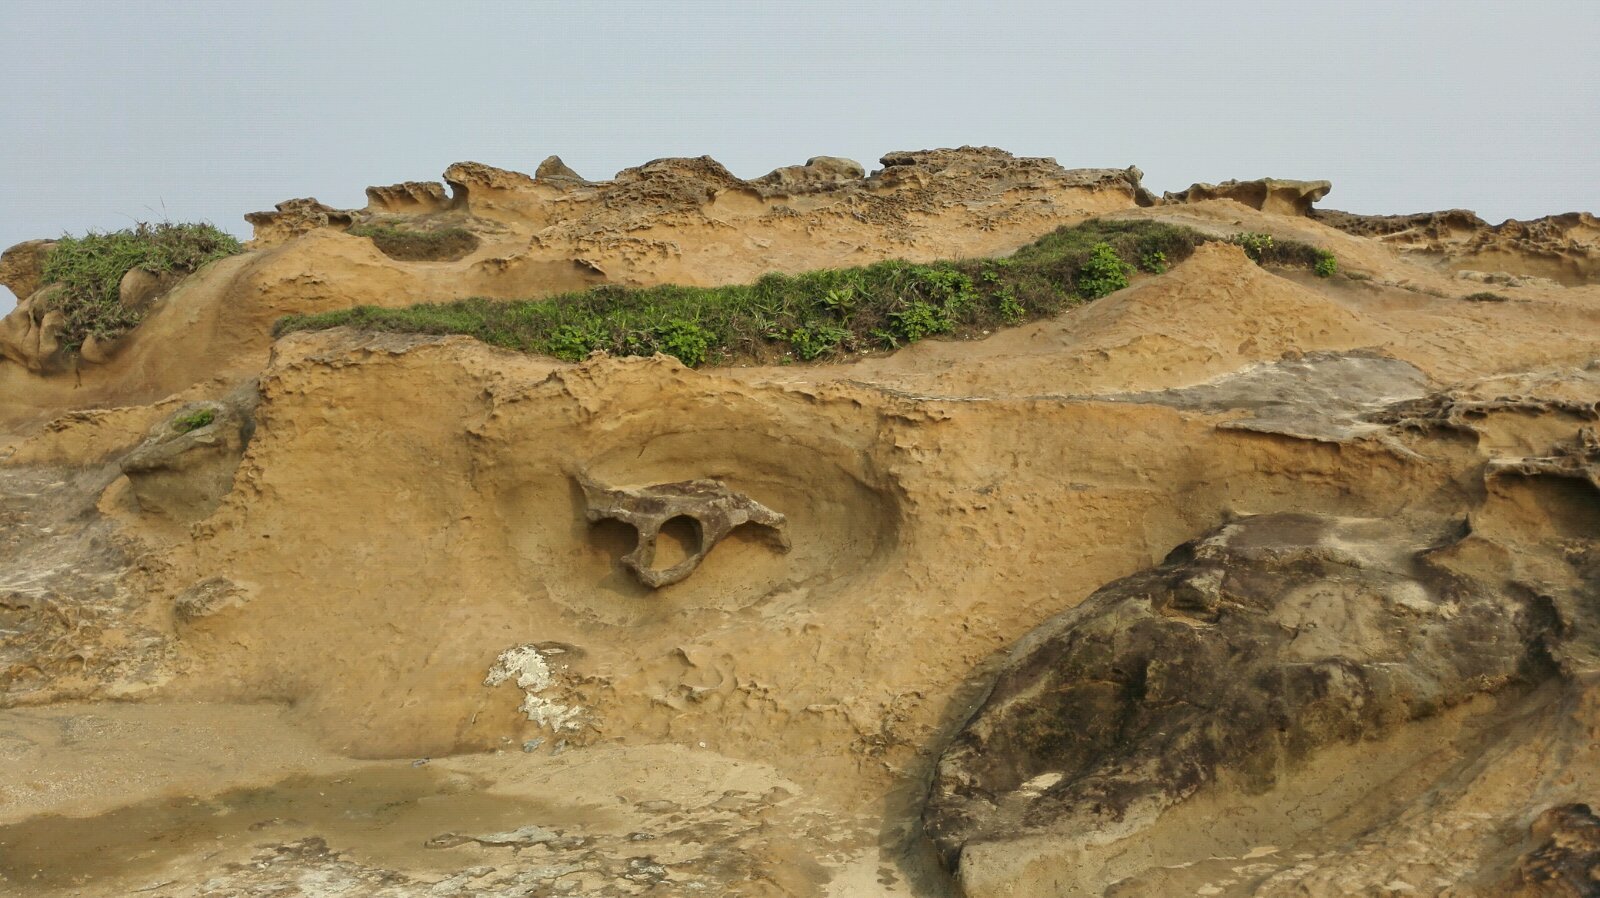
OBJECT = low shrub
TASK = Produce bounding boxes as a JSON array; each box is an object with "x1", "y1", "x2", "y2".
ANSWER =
[
  {"x1": 40, "y1": 222, "x2": 242, "y2": 351},
  {"x1": 1075, "y1": 243, "x2": 1131, "y2": 299}
]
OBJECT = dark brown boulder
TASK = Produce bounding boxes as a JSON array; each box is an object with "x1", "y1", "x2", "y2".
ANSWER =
[{"x1": 924, "y1": 512, "x2": 1548, "y2": 886}]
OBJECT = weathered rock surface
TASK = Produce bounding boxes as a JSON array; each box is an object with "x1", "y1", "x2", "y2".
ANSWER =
[
  {"x1": 1316, "y1": 208, "x2": 1600, "y2": 285},
  {"x1": 0, "y1": 238, "x2": 55, "y2": 301},
  {"x1": 579, "y1": 476, "x2": 790, "y2": 588},
  {"x1": 362, "y1": 180, "x2": 452, "y2": 213},
  {"x1": 2, "y1": 146, "x2": 1599, "y2": 898},
  {"x1": 120, "y1": 393, "x2": 255, "y2": 522},
  {"x1": 924, "y1": 513, "x2": 1549, "y2": 889},
  {"x1": 1164, "y1": 177, "x2": 1332, "y2": 216},
  {"x1": 242, "y1": 197, "x2": 357, "y2": 247},
  {"x1": 534, "y1": 154, "x2": 589, "y2": 184},
  {"x1": 756, "y1": 154, "x2": 866, "y2": 190},
  {"x1": 0, "y1": 287, "x2": 67, "y2": 372},
  {"x1": 1502, "y1": 804, "x2": 1600, "y2": 897}
]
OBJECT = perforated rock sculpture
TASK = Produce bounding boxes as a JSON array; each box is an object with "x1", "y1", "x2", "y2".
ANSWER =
[{"x1": 579, "y1": 476, "x2": 789, "y2": 588}]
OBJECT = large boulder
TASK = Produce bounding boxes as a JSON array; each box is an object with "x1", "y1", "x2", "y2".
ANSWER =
[{"x1": 924, "y1": 512, "x2": 1546, "y2": 894}]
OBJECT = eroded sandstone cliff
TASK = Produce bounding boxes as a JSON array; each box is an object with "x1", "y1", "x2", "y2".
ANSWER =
[{"x1": 1, "y1": 149, "x2": 1597, "y2": 897}]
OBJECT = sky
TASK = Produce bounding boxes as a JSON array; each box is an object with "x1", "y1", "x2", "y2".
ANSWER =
[{"x1": 2, "y1": 0, "x2": 1597, "y2": 311}]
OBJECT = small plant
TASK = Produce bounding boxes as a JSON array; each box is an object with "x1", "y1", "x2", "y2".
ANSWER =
[
  {"x1": 1312, "y1": 251, "x2": 1337, "y2": 278},
  {"x1": 651, "y1": 319, "x2": 713, "y2": 366},
  {"x1": 172, "y1": 409, "x2": 216, "y2": 433},
  {"x1": 1230, "y1": 232, "x2": 1275, "y2": 262},
  {"x1": 870, "y1": 328, "x2": 901, "y2": 349},
  {"x1": 889, "y1": 300, "x2": 954, "y2": 342},
  {"x1": 1138, "y1": 250, "x2": 1168, "y2": 274},
  {"x1": 547, "y1": 323, "x2": 605, "y2": 361},
  {"x1": 1075, "y1": 243, "x2": 1131, "y2": 299},
  {"x1": 818, "y1": 286, "x2": 857, "y2": 318},
  {"x1": 41, "y1": 222, "x2": 243, "y2": 351},
  {"x1": 784, "y1": 323, "x2": 850, "y2": 360},
  {"x1": 996, "y1": 287, "x2": 1025, "y2": 323},
  {"x1": 912, "y1": 267, "x2": 978, "y2": 314}
]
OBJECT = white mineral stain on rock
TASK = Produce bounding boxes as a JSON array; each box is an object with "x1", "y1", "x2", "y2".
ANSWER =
[{"x1": 484, "y1": 644, "x2": 583, "y2": 731}]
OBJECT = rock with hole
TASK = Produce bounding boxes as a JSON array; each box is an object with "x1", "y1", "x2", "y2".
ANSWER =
[{"x1": 579, "y1": 476, "x2": 790, "y2": 588}]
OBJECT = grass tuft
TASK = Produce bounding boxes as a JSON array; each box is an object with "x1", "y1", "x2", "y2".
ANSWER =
[
  {"x1": 41, "y1": 222, "x2": 242, "y2": 351},
  {"x1": 276, "y1": 219, "x2": 1340, "y2": 367},
  {"x1": 172, "y1": 408, "x2": 216, "y2": 432}
]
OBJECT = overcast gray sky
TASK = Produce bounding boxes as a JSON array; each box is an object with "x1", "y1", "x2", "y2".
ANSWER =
[{"x1": 3, "y1": 0, "x2": 1597, "y2": 311}]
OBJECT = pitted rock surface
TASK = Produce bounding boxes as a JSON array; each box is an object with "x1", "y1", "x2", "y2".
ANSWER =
[{"x1": 580, "y1": 476, "x2": 790, "y2": 588}]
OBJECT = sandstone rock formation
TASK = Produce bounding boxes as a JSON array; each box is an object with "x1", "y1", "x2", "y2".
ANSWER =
[
  {"x1": 0, "y1": 146, "x2": 1162, "y2": 428},
  {"x1": 0, "y1": 147, "x2": 1597, "y2": 897},
  {"x1": 534, "y1": 154, "x2": 590, "y2": 184},
  {"x1": 924, "y1": 512, "x2": 1556, "y2": 892},
  {"x1": 0, "y1": 286, "x2": 66, "y2": 372},
  {"x1": 0, "y1": 238, "x2": 54, "y2": 302},
  {"x1": 755, "y1": 154, "x2": 866, "y2": 189},
  {"x1": 363, "y1": 180, "x2": 452, "y2": 213},
  {"x1": 120, "y1": 392, "x2": 255, "y2": 522},
  {"x1": 1164, "y1": 177, "x2": 1332, "y2": 216},
  {"x1": 579, "y1": 476, "x2": 790, "y2": 588},
  {"x1": 242, "y1": 196, "x2": 358, "y2": 247},
  {"x1": 1315, "y1": 207, "x2": 1600, "y2": 285}
]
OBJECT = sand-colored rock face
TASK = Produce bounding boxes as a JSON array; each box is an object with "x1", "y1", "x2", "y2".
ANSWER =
[
  {"x1": 1315, "y1": 207, "x2": 1600, "y2": 286},
  {"x1": 1164, "y1": 177, "x2": 1333, "y2": 216},
  {"x1": 0, "y1": 148, "x2": 1598, "y2": 897},
  {"x1": 0, "y1": 147, "x2": 1150, "y2": 429}
]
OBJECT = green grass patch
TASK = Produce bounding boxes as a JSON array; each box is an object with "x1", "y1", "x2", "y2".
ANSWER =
[
  {"x1": 41, "y1": 222, "x2": 242, "y2": 351},
  {"x1": 275, "y1": 219, "x2": 1339, "y2": 367},
  {"x1": 348, "y1": 224, "x2": 478, "y2": 261},
  {"x1": 172, "y1": 408, "x2": 216, "y2": 432}
]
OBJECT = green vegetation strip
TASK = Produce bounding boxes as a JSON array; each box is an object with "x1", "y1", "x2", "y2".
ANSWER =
[
  {"x1": 41, "y1": 222, "x2": 242, "y2": 351},
  {"x1": 275, "y1": 220, "x2": 1338, "y2": 367}
]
